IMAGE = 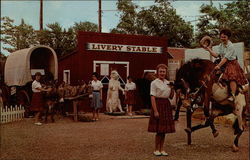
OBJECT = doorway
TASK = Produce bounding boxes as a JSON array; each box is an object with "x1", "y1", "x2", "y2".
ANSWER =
[{"x1": 93, "y1": 61, "x2": 129, "y2": 85}]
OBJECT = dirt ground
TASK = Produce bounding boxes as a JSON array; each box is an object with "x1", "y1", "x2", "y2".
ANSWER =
[{"x1": 0, "y1": 113, "x2": 249, "y2": 160}]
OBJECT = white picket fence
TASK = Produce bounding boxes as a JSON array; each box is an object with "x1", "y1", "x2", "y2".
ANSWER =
[{"x1": 0, "y1": 105, "x2": 25, "y2": 124}]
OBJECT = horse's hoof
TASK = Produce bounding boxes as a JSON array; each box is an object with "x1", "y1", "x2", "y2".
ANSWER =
[
  {"x1": 184, "y1": 128, "x2": 192, "y2": 133},
  {"x1": 213, "y1": 131, "x2": 219, "y2": 138},
  {"x1": 232, "y1": 144, "x2": 239, "y2": 152}
]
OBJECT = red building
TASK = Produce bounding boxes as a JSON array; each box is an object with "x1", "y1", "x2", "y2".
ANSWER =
[
  {"x1": 58, "y1": 32, "x2": 171, "y2": 111},
  {"x1": 59, "y1": 32, "x2": 170, "y2": 85}
]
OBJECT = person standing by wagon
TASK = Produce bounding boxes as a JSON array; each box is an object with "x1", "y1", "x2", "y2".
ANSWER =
[
  {"x1": 30, "y1": 72, "x2": 49, "y2": 126},
  {"x1": 91, "y1": 72, "x2": 103, "y2": 121},
  {"x1": 124, "y1": 76, "x2": 136, "y2": 116},
  {"x1": 148, "y1": 64, "x2": 175, "y2": 156}
]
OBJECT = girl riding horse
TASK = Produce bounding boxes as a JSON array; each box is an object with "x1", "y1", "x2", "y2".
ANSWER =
[
  {"x1": 203, "y1": 28, "x2": 248, "y2": 131},
  {"x1": 174, "y1": 58, "x2": 248, "y2": 151}
]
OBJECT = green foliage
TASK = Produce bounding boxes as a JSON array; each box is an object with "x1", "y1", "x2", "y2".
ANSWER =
[
  {"x1": 1, "y1": 17, "x2": 37, "y2": 53},
  {"x1": 72, "y1": 21, "x2": 98, "y2": 33},
  {"x1": 111, "y1": 0, "x2": 193, "y2": 47},
  {"x1": 196, "y1": 1, "x2": 250, "y2": 49},
  {"x1": 37, "y1": 22, "x2": 76, "y2": 57},
  {"x1": 1, "y1": 17, "x2": 98, "y2": 57}
]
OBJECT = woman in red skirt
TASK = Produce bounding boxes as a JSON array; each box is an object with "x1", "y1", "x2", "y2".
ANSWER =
[
  {"x1": 148, "y1": 64, "x2": 175, "y2": 156},
  {"x1": 30, "y1": 72, "x2": 48, "y2": 126},
  {"x1": 204, "y1": 28, "x2": 248, "y2": 131},
  {"x1": 124, "y1": 76, "x2": 136, "y2": 116}
]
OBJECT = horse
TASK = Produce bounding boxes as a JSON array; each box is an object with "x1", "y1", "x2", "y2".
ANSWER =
[
  {"x1": 174, "y1": 58, "x2": 248, "y2": 152},
  {"x1": 42, "y1": 79, "x2": 59, "y2": 123}
]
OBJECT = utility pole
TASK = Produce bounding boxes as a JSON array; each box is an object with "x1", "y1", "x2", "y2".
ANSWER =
[
  {"x1": 210, "y1": 0, "x2": 213, "y2": 6},
  {"x1": 98, "y1": 0, "x2": 102, "y2": 32},
  {"x1": 40, "y1": 0, "x2": 43, "y2": 31}
]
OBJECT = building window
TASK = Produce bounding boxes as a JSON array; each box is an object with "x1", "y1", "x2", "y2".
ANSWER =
[{"x1": 63, "y1": 70, "x2": 70, "y2": 84}]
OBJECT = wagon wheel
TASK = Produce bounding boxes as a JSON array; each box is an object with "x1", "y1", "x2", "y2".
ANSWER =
[
  {"x1": 17, "y1": 90, "x2": 30, "y2": 106},
  {"x1": 17, "y1": 90, "x2": 31, "y2": 117}
]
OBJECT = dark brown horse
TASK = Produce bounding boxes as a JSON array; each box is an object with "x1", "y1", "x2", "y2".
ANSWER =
[{"x1": 174, "y1": 58, "x2": 247, "y2": 152}]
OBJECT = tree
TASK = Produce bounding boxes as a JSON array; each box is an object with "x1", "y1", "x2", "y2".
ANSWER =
[
  {"x1": 37, "y1": 22, "x2": 76, "y2": 57},
  {"x1": 1, "y1": 17, "x2": 98, "y2": 57},
  {"x1": 196, "y1": 1, "x2": 250, "y2": 49},
  {"x1": 72, "y1": 21, "x2": 98, "y2": 33},
  {"x1": 111, "y1": 0, "x2": 193, "y2": 47},
  {"x1": 111, "y1": 0, "x2": 139, "y2": 34},
  {"x1": 1, "y1": 17, "x2": 37, "y2": 53},
  {"x1": 38, "y1": 21, "x2": 98, "y2": 57},
  {"x1": 69, "y1": 21, "x2": 98, "y2": 50}
]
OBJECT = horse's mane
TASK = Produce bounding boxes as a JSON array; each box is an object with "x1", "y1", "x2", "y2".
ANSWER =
[{"x1": 176, "y1": 58, "x2": 215, "y2": 91}]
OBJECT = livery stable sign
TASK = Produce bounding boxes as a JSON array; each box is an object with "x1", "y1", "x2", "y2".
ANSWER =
[{"x1": 87, "y1": 43, "x2": 162, "y2": 54}]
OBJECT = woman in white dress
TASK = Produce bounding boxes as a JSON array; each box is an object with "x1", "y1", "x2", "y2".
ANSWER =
[
  {"x1": 30, "y1": 72, "x2": 49, "y2": 126},
  {"x1": 148, "y1": 64, "x2": 175, "y2": 156}
]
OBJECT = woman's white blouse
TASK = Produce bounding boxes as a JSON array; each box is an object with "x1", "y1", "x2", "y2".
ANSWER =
[
  {"x1": 150, "y1": 78, "x2": 171, "y2": 98},
  {"x1": 218, "y1": 41, "x2": 237, "y2": 60},
  {"x1": 125, "y1": 82, "x2": 136, "y2": 91},
  {"x1": 91, "y1": 80, "x2": 103, "y2": 90},
  {"x1": 32, "y1": 80, "x2": 42, "y2": 93}
]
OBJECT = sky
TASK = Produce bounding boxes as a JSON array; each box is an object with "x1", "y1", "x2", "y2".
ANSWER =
[{"x1": 1, "y1": 0, "x2": 232, "y2": 55}]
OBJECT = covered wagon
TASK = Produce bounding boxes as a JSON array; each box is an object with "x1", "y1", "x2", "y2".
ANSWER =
[{"x1": 4, "y1": 45, "x2": 58, "y2": 107}]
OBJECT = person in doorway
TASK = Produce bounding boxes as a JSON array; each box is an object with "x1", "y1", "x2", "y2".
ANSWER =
[
  {"x1": 90, "y1": 72, "x2": 103, "y2": 121},
  {"x1": 148, "y1": 64, "x2": 175, "y2": 156},
  {"x1": 124, "y1": 76, "x2": 136, "y2": 116},
  {"x1": 30, "y1": 72, "x2": 49, "y2": 126}
]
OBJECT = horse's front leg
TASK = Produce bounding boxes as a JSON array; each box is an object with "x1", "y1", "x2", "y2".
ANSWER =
[
  {"x1": 204, "y1": 91, "x2": 210, "y2": 118},
  {"x1": 174, "y1": 96, "x2": 182, "y2": 121}
]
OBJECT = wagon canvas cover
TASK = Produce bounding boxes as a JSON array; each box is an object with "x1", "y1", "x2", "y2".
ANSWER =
[{"x1": 4, "y1": 45, "x2": 58, "y2": 86}]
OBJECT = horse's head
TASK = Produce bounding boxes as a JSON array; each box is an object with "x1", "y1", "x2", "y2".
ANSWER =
[
  {"x1": 174, "y1": 59, "x2": 216, "y2": 108},
  {"x1": 174, "y1": 78, "x2": 192, "y2": 108},
  {"x1": 174, "y1": 62, "x2": 191, "y2": 96}
]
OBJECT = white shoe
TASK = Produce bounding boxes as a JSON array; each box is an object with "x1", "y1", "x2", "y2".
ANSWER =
[
  {"x1": 161, "y1": 151, "x2": 169, "y2": 156},
  {"x1": 153, "y1": 151, "x2": 161, "y2": 156},
  {"x1": 34, "y1": 122, "x2": 42, "y2": 126}
]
